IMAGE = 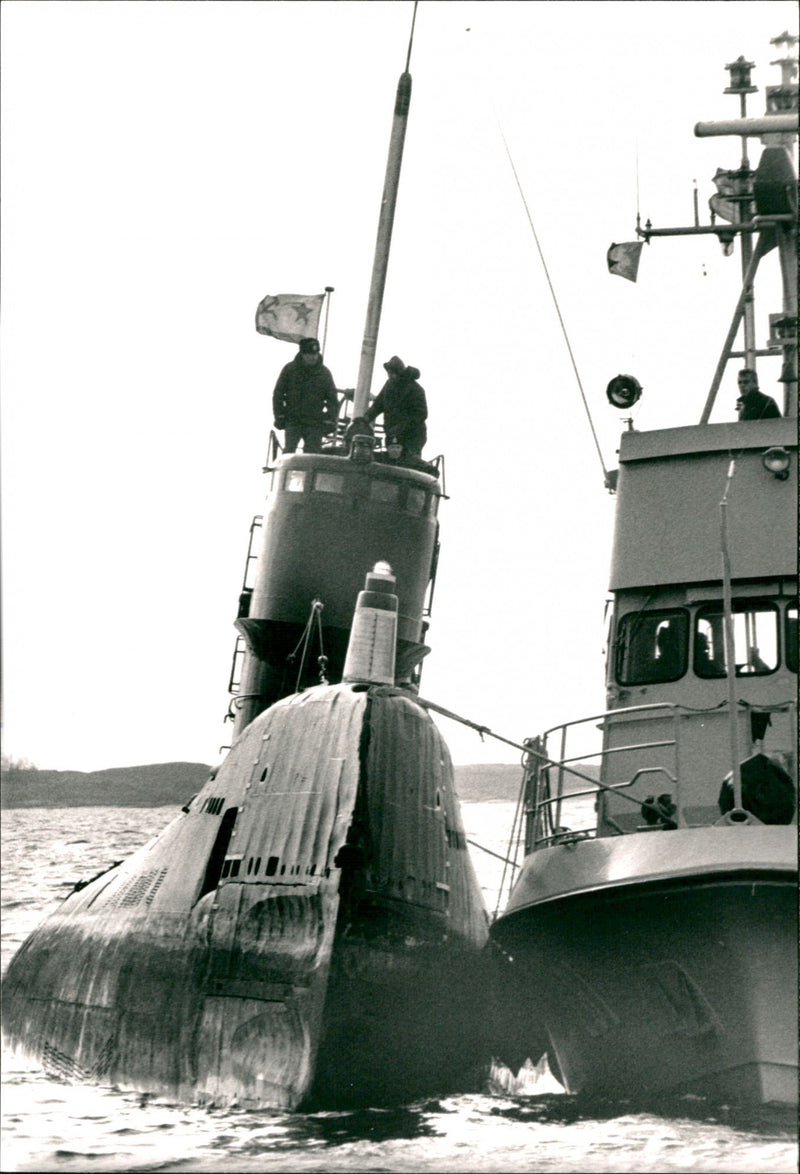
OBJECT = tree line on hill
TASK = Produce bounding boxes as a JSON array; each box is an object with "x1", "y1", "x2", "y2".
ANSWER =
[
  {"x1": 2, "y1": 755, "x2": 597, "y2": 809},
  {"x1": 1, "y1": 756, "x2": 530, "y2": 809},
  {"x1": 1, "y1": 757, "x2": 212, "y2": 809}
]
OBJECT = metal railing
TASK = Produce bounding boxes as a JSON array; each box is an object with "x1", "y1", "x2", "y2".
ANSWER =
[
  {"x1": 263, "y1": 424, "x2": 444, "y2": 482},
  {"x1": 523, "y1": 701, "x2": 681, "y2": 846},
  {"x1": 513, "y1": 696, "x2": 797, "y2": 858}
]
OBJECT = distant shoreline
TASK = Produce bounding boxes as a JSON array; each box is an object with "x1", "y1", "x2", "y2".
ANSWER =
[
  {"x1": 0, "y1": 762, "x2": 539, "y2": 809},
  {"x1": 1, "y1": 761, "x2": 600, "y2": 809},
  {"x1": 0, "y1": 763, "x2": 212, "y2": 810}
]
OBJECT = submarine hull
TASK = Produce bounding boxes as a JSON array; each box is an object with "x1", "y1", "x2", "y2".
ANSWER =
[{"x1": 2, "y1": 684, "x2": 489, "y2": 1108}]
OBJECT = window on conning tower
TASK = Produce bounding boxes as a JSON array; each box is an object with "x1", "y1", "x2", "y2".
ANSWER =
[
  {"x1": 313, "y1": 472, "x2": 344, "y2": 494},
  {"x1": 406, "y1": 488, "x2": 426, "y2": 515},
  {"x1": 370, "y1": 480, "x2": 399, "y2": 505},
  {"x1": 285, "y1": 470, "x2": 306, "y2": 492}
]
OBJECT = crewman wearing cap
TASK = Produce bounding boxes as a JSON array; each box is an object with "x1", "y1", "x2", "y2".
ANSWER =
[
  {"x1": 363, "y1": 356, "x2": 428, "y2": 459},
  {"x1": 272, "y1": 337, "x2": 340, "y2": 453}
]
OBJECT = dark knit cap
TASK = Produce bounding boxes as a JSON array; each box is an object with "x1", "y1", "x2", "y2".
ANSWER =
[
  {"x1": 383, "y1": 355, "x2": 405, "y2": 374},
  {"x1": 299, "y1": 338, "x2": 320, "y2": 354}
]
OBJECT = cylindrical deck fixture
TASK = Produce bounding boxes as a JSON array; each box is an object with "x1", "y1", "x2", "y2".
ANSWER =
[
  {"x1": 342, "y1": 561, "x2": 398, "y2": 686},
  {"x1": 694, "y1": 115, "x2": 798, "y2": 137}
]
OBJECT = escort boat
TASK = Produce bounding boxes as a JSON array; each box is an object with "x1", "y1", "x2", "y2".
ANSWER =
[{"x1": 490, "y1": 40, "x2": 798, "y2": 1105}]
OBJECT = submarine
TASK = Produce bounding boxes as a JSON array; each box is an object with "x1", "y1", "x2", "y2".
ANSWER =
[{"x1": 2, "y1": 17, "x2": 490, "y2": 1110}]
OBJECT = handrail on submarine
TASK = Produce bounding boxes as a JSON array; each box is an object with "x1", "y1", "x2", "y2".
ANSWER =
[{"x1": 262, "y1": 427, "x2": 446, "y2": 489}]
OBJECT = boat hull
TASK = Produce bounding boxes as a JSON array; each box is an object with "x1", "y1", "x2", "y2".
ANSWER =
[{"x1": 491, "y1": 829, "x2": 798, "y2": 1105}]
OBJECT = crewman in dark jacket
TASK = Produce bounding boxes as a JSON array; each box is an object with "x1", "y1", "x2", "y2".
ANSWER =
[
  {"x1": 272, "y1": 337, "x2": 339, "y2": 453},
  {"x1": 364, "y1": 356, "x2": 428, "y2": 457},
  {"x1": 736, "y1": 368, "x2": 781, "y2": 421}
]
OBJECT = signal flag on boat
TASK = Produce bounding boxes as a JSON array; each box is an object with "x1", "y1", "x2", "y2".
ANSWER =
[
  {"x1": 709, "y1": 167, "x2": 740, "y2": 223},
  {"x1": 607, "y1": 241, "x2": 644, "y2": 282},
  {"x1": 342, "y1": 562, "x2": 398, "y2": 687},
  {"x1": 255, "y1": 292, "x2": 325, "y2": 342}
]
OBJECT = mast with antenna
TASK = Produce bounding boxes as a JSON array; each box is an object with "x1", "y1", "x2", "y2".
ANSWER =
[
  {"x1": 352, "y1": 3, "x2": 418, "y2": 421},
  {"x1": 636, "y1": 40, "x2": 798, "y2": 423}
]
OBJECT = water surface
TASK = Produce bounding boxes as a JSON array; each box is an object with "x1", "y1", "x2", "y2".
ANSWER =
[{"x1": 2, "y1": 805, "x2": 796, "y2": 1172}]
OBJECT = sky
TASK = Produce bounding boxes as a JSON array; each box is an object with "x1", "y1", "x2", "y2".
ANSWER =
[{"x1": 2, "y1": 0, "x2": 796, "y2": 773}]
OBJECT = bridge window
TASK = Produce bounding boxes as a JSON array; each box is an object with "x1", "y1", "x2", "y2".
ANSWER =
[
  {"x1": 694, "y1": 600, "x2": 778, "y2": 677},
  {"x1": 616, "y1": 609, "x2": 688, "y2": 684},
  {"x1": 785, "y1": 603, "x2": 797, "y2": 673},
  {"x1": 285, "y1": 470, "x2": 307, "y2": 493}
]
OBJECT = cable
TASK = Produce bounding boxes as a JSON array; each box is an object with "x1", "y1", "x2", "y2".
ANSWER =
[
  {"x1": 497, "y1": 122, "x2": 610, "y2": 482},
  {"x1": 289, "y1": 599, "x2": 324, "y2": 692}
]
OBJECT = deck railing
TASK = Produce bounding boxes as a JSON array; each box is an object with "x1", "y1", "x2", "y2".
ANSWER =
[
  {"x1": 520, "y1": 702, "x2": 681, "y2": 852},
  {"x1": 493, "y1": 697, "x2": 797, "y2": 914}
]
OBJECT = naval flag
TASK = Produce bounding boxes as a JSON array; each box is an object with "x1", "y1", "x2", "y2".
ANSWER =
[
  {"x1": 255, "y1": 293, "x2": 325, "y2": 343},
  {"x1": 607, "y1": 241, "x2": 644, "y2": 283}
]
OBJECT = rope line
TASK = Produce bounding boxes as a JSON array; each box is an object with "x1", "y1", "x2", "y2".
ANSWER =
[
  {"x1": 290, "y1": 599, "x2": 325, "y2": 692},
  {"x1": 466, "y1": 839, "x2": 515, "y2": 866},
  {"x1": 494, "y1": 759, "x2": 527, "y2": 920}
]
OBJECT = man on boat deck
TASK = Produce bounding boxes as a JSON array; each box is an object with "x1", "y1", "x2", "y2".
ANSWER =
[
  {"x1": 363, "y1": 356, "x2": 428, "y2": 459},
  {"x1": 272, "y1": 337, "x2": 339, "y2": 453},
  {"x1": 736, "y1": 369, "x2": 781, "y2": 421}
]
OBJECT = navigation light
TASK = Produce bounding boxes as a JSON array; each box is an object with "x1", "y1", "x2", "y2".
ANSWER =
[{"x1": 762, "y1": 447, "x2": 791, "y2": 480}]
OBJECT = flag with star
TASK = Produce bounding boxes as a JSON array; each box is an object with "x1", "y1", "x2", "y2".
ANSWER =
[{"x1": 255, "y1": 293, "x2": 325, "y2": 342}]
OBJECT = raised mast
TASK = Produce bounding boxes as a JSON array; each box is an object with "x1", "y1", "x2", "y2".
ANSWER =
[
  {"x1": 352, "y1": 6, "x2": 417, "y2": 420},
  {"x1": 638, "y1": 41, "x2": 798, "y2": 422},
  {"x1": 695, "y1": 44, "x2": 798, "y2": 419}
]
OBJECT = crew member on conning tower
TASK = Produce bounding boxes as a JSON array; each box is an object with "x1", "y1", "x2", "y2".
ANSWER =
[
  {"x1": 364, "y1": 356, "x2": 428, "y2": 458},
  {"x1": 272, "y1": 337, "x2": 339, "y2": 453}
]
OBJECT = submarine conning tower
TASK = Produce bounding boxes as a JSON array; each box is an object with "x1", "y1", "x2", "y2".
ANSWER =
[
  {"x1": 229, "y1": 47, "x2": 440, "y2": 739},
  {"x1": 229, "y1": 443, "x2": 443, "y2": 736}
]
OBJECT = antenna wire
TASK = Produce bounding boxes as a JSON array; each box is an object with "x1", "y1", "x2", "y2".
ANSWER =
[{"x1": 498, "y1": 123, "x2": 609, "y2": 482}]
